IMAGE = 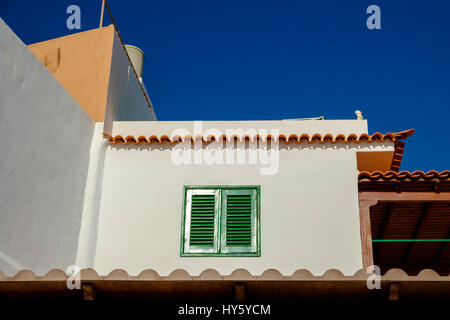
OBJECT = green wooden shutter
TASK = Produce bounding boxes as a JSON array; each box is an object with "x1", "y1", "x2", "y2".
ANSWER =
[
  {"x1": 220, "y1": 188, "x2": 258, "y2": 254},
  {"x1": 183, "y1": 189, "x2": 220, "y2": 254}
]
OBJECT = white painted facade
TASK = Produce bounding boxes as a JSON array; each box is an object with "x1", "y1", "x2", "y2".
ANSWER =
[
  {"x1": 76, "y1": 121, "x2": 395, "y2": 276},
  {"x1": 0, "y1": 19, "x2": 396, "y2": 276},
  {"x1": 103, "y1": 31, "x2": 157, "y2": 134}
]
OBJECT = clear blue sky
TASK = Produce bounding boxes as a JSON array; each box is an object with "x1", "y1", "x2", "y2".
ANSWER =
[{"x1": 1, "y1": 0, "x2": 449, "y2": 171}]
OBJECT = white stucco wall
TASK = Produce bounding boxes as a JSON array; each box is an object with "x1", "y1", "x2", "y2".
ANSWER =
[
  {"x1": 75, "y1": 123, "x2": 108, "y2": 268},
  {"x1": 103, "y1": 32, "x2": 156, "y2": 134},
  {"x1": 110, "y1": 119, "x2": 368, "y2": 137},
  {"x1": 85, "y1": 120, "x2": 388, "y2": 276},
  {"x1": 0, "y1": 19, "x2": 94, "y2": 275}
]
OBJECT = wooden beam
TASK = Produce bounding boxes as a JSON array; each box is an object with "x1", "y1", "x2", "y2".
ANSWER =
[
  {"x1": 434, "y1": 230, "x2": 450, "y2": 265},
  {"x1": 389, "y1": 283, "x2": 400, "y2": 301},
  {"x1": 434, "y1": 181, "x2": 440, "y2": 193},
  {"x1": 374, "y1": 202, "x2": 393, "y2": 263},
  {"x1": 377, "y1": 202, "x2": 393, "y2": 239},
  {"x1": 359, "y1": 200, "x2": 378, "y2": 268},
  {"x1": 235, "y1": 283, "x2": 245, "y2": 301},
  {"x1": 359, "y1": 192, "x2": 450, "y2": 202},
  {"x1": 82, "y1": 283, "x2": 96, "y2": 301},
  {"x1": 402, "y1": 202, "x2": 430, "y2": 265},
  {"x1": 435, "y1": 243, "x2": 449, "y2": 265}
]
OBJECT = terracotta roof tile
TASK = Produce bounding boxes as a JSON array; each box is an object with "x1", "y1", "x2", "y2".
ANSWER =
[
  {"x1": 390, "y1": 141, "x2": 405, "y2": 172},
  {"x1": 102, "y1": 129, "x2": 415, "y2": 145},
  {"x1": 359, "y1": 170, "x2": 450, "y2": 181}
]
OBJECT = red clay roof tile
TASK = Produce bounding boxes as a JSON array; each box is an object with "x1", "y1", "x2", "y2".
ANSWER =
[
  {"x1": 102, "y1": 129, "x2": 415, "y2": 145},
  {"x1": 359, "y1": 170, "x2": 450, "y2": 181}
]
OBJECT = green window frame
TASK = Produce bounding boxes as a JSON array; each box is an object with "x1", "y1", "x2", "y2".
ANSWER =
[{"x1": 181, "y1": 185, "x2": 260, "y2": 257}]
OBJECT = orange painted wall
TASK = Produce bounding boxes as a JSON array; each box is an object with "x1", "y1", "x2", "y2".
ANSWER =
[{"x1": 28, "y1": 25, "x2": 115, "y2": 122}]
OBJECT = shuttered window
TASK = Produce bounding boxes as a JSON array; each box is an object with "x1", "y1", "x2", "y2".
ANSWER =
[
  {"x1": 181, "y1": 186, "x2": 260, "y2": 256},
  {"x1": 183, "y1": 189, "x2": 220, "y2": 254}
]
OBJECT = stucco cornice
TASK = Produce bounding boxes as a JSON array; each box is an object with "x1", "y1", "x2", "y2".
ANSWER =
[{"x1": 1, "y1": 267, "x2": 448, "y2": 282}]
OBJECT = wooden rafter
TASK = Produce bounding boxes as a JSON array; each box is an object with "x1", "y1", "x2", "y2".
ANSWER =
[
  {"x1": 434, "y1": 230, "x2": 450, "y2": 265},
  {"x1": 374, "y1": 202, "x2": 393, "y2": 262},
  {"x1": 402, "y1": 202, "x2": 430, "y2": 265}
]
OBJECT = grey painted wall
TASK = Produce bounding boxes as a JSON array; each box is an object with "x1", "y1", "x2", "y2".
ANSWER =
[{"x1": 0, "y1": 19, "x2": 94, "y2": 275}]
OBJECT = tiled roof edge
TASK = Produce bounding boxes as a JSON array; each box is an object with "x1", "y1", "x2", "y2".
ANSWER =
[
  {"x1": 1, "y1": 267, "x2": 448, "y2": 282},
  {"x1": 102, "y1": 129, "x2": 415, "y2": 145},
  {"x1": 390, "y1": 141, "x2": 405, "y2": 172},
  {"x1": 359, "y1": 170, "x2": 450, "y2": 181}
]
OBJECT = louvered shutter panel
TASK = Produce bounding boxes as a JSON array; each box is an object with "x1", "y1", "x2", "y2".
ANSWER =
[
  {"x1": 183, "y1": 189, "x2": 220, "y2": 254},
  {"x1": 220, "y1": 188, "x2": 258, "y2": 254}
]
